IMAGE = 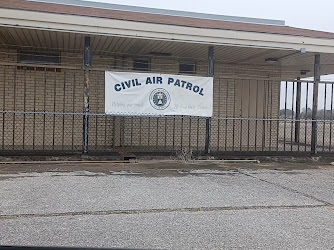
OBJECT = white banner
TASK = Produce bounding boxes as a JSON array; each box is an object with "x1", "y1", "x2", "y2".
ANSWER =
[{"x1": 105, "y1": 71, "x2": 213, "y2": 117}]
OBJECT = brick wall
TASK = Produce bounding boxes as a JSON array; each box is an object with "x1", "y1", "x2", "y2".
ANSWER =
[{"x1": 0, "y1": 48, "x2": 280, "y2": 152}]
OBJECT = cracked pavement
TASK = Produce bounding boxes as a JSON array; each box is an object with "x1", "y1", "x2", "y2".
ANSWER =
[{"x1": 0, "y1": 161, "x2": 333, "y2": 249}]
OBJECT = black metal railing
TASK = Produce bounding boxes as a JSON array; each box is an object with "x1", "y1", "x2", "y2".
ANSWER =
[{"x1": 1, "y1": 111, "x2": 334, "y2": 155}]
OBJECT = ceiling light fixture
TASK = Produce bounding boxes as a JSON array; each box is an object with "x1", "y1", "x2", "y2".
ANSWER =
[
  {"x1": 300, "y1": 48, "x2": 306, "y2": 53},
  {"x1": 265, "y1": 58, "x2": 279, "y2": 63}
]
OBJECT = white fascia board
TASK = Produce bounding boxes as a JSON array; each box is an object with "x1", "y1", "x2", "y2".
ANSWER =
[{"x1": 0, "y1": 8, "x2": 334, "y2": 54}]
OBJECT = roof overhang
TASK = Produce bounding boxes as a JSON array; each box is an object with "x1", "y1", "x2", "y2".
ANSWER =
[{"x1": 0, "y1": 8, "x2": 334, "y2": 54}]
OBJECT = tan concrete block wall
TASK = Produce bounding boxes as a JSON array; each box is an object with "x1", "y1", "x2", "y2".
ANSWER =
[{"x1": 0, "y1": 49, "x2": 281, "y2": 151}]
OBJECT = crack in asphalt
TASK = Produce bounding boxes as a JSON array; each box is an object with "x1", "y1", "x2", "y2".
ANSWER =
[
  {"x1": 238, "y1": 170, "x2": 333, "y2": 206},
  {"x1": 0, "y1": 204, "x2": 332, "y2": 220}
]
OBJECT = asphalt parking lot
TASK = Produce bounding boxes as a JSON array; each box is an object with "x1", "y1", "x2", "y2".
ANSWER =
[{"x1": 0, "y1": 161, "x2": 333, "y2": 249}]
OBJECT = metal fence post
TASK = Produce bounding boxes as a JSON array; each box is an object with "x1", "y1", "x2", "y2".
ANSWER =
[
  {"x1": 83, "y1": 36, "x2": 91, "y2": 154},
  {"x1": 295, "y1": 77, "x2": 301, "y2": 143},
  {"x1": 311, "y1": 54, "x2": 320, "y2": 154},
  {"x1": 205, "y1": 46, "x2": 214, "y2": 154}
]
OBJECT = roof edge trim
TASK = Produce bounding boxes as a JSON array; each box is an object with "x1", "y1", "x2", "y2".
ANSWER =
[{"x1": 25, "y1": 0, "x2": 286, "y2": 26}]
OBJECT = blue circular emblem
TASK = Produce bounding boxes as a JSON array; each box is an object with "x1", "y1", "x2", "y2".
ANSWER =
[{"x1": 149, "y1": 88, "x2": 171, "y2": 110}]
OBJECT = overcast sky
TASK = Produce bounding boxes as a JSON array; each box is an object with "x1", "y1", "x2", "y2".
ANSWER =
[{"x1": 87, "y1": 0, "x2": 334, "y2": 32}]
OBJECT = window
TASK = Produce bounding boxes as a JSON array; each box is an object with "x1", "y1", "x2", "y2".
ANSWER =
[
  {"x1": 19, "y1": 51, "x2": 61, "y2": 65},
  {"x1": 179, "y1": 62, "x2": 196, "y2": 74},
  {"x1": 133, "y1": 59, "x2": 150, "y2": 71},
  {"x1": 18, "y1": 51, "x2": 61, "y2": 72}
]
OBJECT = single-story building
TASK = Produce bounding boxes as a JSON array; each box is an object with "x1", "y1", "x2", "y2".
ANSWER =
[{"x1": 0, "y1": 0, "x2": 334, "y2": 155}]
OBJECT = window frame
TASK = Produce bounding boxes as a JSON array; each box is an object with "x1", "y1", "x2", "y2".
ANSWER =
[
  {"x1": 18, "y1": 51, "x2": 61, "y2": 66},
  {"x1": 132, "y1": 58, "x2": 151, "y2": 72},
  {"x1": 179, "y1": 62, "x2": 197, "y2": 75}
]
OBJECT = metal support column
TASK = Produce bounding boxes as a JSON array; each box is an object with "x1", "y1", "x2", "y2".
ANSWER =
[
  {"x1": 311, "y1": 54, "x2": 320, "y2": 154},
  {"x1": 295, "y1": 77, "x2": 301, "y2": 142},
  {"x1": 83, "y1": 36, "x2": 91, "y2": 154},
  {"x1": 205, "y1": 46, "x2": 214, "y2": 154}
]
